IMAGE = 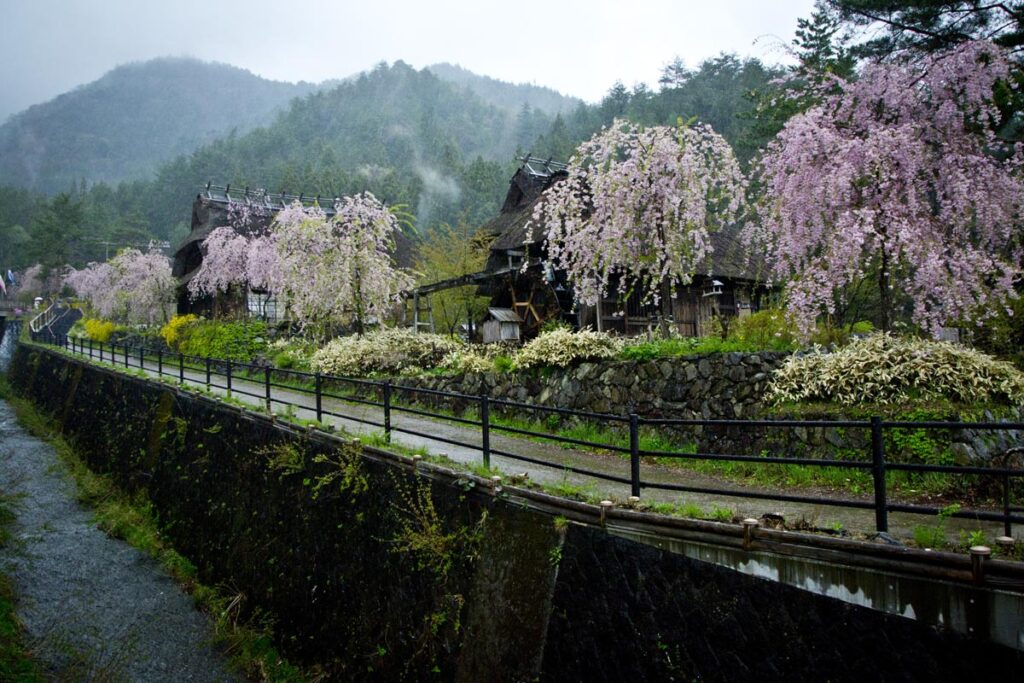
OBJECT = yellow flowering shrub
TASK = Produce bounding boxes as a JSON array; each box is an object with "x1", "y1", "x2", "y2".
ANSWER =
[
  {"x1": 82, "y1": 318, "x2": 117, "y2": 343},
  {"x1": 159, "y1": 314, "x2": 198, "y2": 349}
]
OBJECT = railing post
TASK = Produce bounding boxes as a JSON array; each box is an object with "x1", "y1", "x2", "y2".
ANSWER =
[
  {"x1": 89, "y1": 338, "x2": 93, "y2": 359},
  {"x1": 178, "y1": 353, "x2": 184, "y2": 384},
  {"x1": 264, "y1": 367, "x2": 272, "y2": 411},
  {"x1": 124, "y1": 342, "x2": 129, "y2": 368},
  {"x1": 1004, "y1": 472, "x2": 1012, "y2": 538},
  {"x1": 315, "y1": 373, "x2": 323, "y2": 422},
  {"x1": 226, "y1": 360, "x2": 232, "y2": 393},
  {"x1": 383, "y1": 381, "x2": 392, "y2": 443},
  {"x1": 157, "y1": 348, "x2": 163, "y2": 377},
  {"x1": 205, "y1": 357, "x2": 211, "y2": 388},
  {"x1": 481, "y1": 394, "x2": 491, "y2": 469},
  {"x1": 629, "y1": 413, "x2": 641, "y2": 498},
  {"x1": 139, "y1": 345, "x2": 144, "y2": 370},
  {"x1": 871, "y1": 416, "x2": 888, "y2": 533},
  {"x1": 98, "y1": 341, "x2": 103, "y2": 363}
]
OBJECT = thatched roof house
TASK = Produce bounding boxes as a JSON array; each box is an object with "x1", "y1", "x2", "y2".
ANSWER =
[
  {"x1": 479, "y1": 158, "x2": 768, "y2": 337},
  {"x1": 173, "y1": 184, "x2": 413, "y2": 319}
]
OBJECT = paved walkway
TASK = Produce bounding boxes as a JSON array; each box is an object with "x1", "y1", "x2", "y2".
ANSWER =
[
  {"x1": 70, "y1": 344, "x2": 1015, "y2": 540},
  {"x1": 0, "y1": 399, "x2": 240, "y2": 682}
]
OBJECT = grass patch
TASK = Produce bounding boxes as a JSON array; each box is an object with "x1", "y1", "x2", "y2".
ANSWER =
[
  {"x1": 0, "y1": 379, "x2": 310, "y2": 682},
  {"x1": 0, "y1": 490, "x2": 43, "y2": 681}
]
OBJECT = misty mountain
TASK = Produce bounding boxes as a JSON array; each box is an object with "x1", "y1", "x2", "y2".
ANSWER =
[
  {"x1": 426, "y1": 62, "x2": 582, "y2": 116},
  {"x1": 147, "y1": 61, "x2": 524, "y2": 240},
  {"x1": 0, "y1": 57, "x2": 320, "y2": 193}
]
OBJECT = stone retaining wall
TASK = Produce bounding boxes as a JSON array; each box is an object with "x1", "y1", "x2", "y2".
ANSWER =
[{"x1": 398, "y1": 351, "x2": 790, "y2": 421}]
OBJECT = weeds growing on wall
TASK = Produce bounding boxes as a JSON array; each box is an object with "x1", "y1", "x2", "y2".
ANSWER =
[
  {"x1": 388, "y1": 473, "x2": 487, "y2": 675},
  {"x1": 0, "y1": 490, "x2": 43, "y2": 681}
]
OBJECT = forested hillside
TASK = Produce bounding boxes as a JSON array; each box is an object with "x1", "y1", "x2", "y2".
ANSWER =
[
  {"x1": 0, "y1": 58, "x2": 319, "y2": 193},
  {"x1": 426, "y1": 62, "x2": 581, "y2": 115},
  {"x1": 0, "y1": 55, "x2": 784, "y2": 272}
]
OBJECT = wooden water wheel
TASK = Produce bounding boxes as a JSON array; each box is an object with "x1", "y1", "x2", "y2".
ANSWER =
[{"x1": 510, "y1": 277, "x2": 562, "y2": 337}]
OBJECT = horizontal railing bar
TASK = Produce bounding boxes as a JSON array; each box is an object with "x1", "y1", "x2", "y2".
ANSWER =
[
  {"x1": 886, "y1": 502, "x2": 1024, "y2": 525},
  {"x1": 488, "y1": 446, "x2": 635, "y2": 485},
  {"x1": 886, "y1": 462, "x2": 1024, "y2": 476},
  {"x1": 268, "y1": 381, "x2": 315, "y2": 394},
  {"x1": 644, "y1": 417, "x2": 871, "y2": 428},
  {"x1": 389, "y1": 425, "x2": 481, "y2": 452},
  {"x1": 489, "y1": 423, "x2": 632, "y2": 453},
  {"x1": 392, "y1": 384, "x2": 478, "y2": 401},
  {"x1": 641, "y1": 481, "x2": 879, "y2": 509},
  {"x1": 639, "y1": 449, "x2": 872, "y2": 469},
  {"x1": 489, "y1": 396, "x2": 631, "y2": 422},
  {"x1": 390, "y1": 404, "x2": 480, "y2": 426},
  {"x1": 319, "y1": 409, "x2": 383, "y2": 429},
  {"x1": 320, "y1": 391, "x2": 382, "y2": 409},
  {"x1": 321, "y1": 375, "x2": 384, "y2": 388},
  {"x1": 883, "y1": 420, "x2": 1024, "y2": 430}
]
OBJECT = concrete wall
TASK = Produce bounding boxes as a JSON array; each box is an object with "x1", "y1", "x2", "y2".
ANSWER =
[{"x1": 8, "y1": 344, "x2": 1021, "y2": 681}]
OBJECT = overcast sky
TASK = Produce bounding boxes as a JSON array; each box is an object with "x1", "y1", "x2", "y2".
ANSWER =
[{"x1": 1, "y1": 0, "x2": 816, "y2": 121}]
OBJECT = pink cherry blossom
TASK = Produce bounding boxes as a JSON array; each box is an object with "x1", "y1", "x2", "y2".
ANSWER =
[
  {"x1": 530, "y1": 119, "x2": 745, "y2": 308},
  {"x1": 747, "y1": 41, "x2": 1023, "y2": 338},
  {"x1": 65, "y1": 246, "x2": 175, "y2": 324}
]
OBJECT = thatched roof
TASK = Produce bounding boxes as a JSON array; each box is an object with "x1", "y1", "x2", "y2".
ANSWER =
[{"x1": 173, "y1": 184, "x2": 414, "y2": 282}]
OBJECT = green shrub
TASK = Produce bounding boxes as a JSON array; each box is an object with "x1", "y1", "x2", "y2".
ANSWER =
[
  {"x1": 493, "y1": 355, "x2": 514, "y2": 373},
  {"x1": 768, "y1": 333, "x2": 1024, "y2": 406},
  {"x1": 728, "y1": 309, "x2": 800, "y2": 351},
  {"x1": 810, "y1": 320, "x2": 875, "y2": 347},
  {"x1": 619, "y1": 335, "x2": 779, "y2": 361},
  {"x1": 177, "y1": 319, "x2": 268, "y2": 362},
  {"x1": 310, "y1": 328, "x2": 462, "y2": 377},
  {"x1": 267, "y1": 338, "x2": 314, "y2": 371},
  {"x1": 513, "y1": 328, "x2": 622, "y2": 369}
]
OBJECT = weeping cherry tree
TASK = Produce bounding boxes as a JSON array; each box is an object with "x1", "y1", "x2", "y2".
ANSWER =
[
  {"x1": 65, "y1": 247, "x2": 175, "y2": 324},
  {"x1": 189, "y1": 195, "x2": 413, "y2": 337},
  {"x1": 748, "y1": 41, "x2": 1024, "y2": 338},
  {"x1": 273, "y1": 194, "x2": 414, "y2": 336},
  {"x1": 529, "y1": 118, "x2": 745, "y2": 334}
]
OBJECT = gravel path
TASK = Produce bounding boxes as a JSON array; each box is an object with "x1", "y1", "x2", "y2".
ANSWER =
[{"x1": 0, "y1": 399, "x2": 241, "y2": 682}]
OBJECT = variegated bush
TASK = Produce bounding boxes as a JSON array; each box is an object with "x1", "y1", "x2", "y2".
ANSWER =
[
  {"x1": 311, "y1": 328, "x2": 462, "y2": 377},
  {"x1": 768, "y1": 334, "x2": 1024, "y2": 406},
  {"x1": 512, "y1": 328, "x2": 622, "y2": 370},
  {"x1": 438, "y1": 345, "x2": 507, "y2": 374}
]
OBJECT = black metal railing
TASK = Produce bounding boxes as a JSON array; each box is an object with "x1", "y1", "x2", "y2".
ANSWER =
[{"x1": 34, "y1": 330, "x2": 1024, "y2": 536}]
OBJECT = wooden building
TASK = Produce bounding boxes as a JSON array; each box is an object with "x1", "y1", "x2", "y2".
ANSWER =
[
  {"x1": 173, "y1": 184, "x2": 412, "y2": 321},
  {"x1": 478, "y1": 158, "x2": 768, "y2": 337}
]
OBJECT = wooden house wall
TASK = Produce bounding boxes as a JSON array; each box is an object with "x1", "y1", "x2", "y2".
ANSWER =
[{"x1": 574, "y1": 280, "x2": 758, "y2": 337}]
